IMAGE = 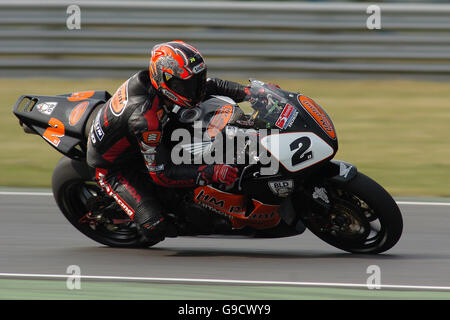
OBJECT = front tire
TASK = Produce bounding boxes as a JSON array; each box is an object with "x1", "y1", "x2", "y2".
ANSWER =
[
  {"x1": 52, "y1": 157, "x2": 159, "y2": 248},
  {"x1": 296, "y1": 172, "x2": 403, "y2": 254}
]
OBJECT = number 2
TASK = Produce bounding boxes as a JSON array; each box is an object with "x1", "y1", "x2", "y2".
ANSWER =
[
  {"x1": 43, "y1": 118, "x2": 65, "y2": 147},
  {"x1": 290, "y1": 137, "x2": 313, "y2": 166}
]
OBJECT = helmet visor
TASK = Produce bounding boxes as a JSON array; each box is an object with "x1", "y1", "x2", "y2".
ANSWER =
[{"x1": 165, "y1": 71, "x2": 206, "y2": 107}]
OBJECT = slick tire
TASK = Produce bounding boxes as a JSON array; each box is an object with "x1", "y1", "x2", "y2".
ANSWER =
[{"x1": 52, "y1": 156, "x2": 160, "y2": 248}]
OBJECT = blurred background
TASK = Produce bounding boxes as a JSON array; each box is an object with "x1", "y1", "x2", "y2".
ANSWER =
[{"x1": 1, "y1": 0, "x2": 449, "y2": 197}]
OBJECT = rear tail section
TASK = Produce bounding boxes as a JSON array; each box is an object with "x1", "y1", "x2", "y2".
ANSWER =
[{"x1": 13, "y1": 90, "x2": 111, "y2": 159}]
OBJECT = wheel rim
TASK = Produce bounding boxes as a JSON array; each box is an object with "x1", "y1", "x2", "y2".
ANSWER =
[
  {"x1": 305, "y1": 186, "x2": 388, "y2": 252},
  {"x1": 60, "y1": 180, "x2": 141, "y2": 244}
]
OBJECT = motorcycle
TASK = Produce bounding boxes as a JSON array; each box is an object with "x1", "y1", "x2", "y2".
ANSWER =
[{"x1": 13, "y1": 80, "x2": 403, "y2": 254}]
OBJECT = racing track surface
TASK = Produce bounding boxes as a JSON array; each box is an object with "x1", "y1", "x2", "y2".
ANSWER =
[{"x1": 1, "y1": 191, "x2": 450, "y2": 289}]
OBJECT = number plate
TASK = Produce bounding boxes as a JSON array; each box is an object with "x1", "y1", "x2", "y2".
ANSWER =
[{"x1": 260, "y1": 132, "x2": 334, "y2": 172}]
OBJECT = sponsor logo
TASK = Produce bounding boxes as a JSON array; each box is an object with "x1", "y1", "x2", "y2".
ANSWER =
[
  {"x1": 117, "y1": 174, "x2": 142, "y2": 203},
  {"x1": 194, "y1": 186, "x2": 246, "y2": 216},
  {"x1": 148, "y1": 164, "x2": 164, "y2": 172},
  {"x1": 268, "y1": 180, "x2": 294, "y2": 197},
  {"x1": 110, "y1": 80, "x2": 129, "y2": 116},
  {"x1": 312, "y1": 187, "x2": 330, "y2": 203},
  {"x1": 238, "y1": 200, "x2": 281, "y2": 230},
  {"x1": 298, "y1": 95, "x2": 336, "y2": 139},
  {"x1": 94, "y1": 123, "x2": 104, "y2": 141},
  {"x1": 248, "y1": 200, "x2": 281, "y2": 229},
  {"x1": 192, "y1": 62, "x2": 206, "y2": 74},
  {"x1": 90, "y1": 128, "x2": 96, "y2": 144},
  {"x1": 161, "y1": 88, "x2": 179, "y2": 103},
  {"x1": 67, "y1": 90, "x2": 95, "y2": 102},
  {"x1": 194, "y1": 186, "x2": 281, "y2": 230},
  {"x1": 275, "y1": 104, "x2": 298, "y2": 130},
  {"x1": 339, "y1": 162, "x2": 352, "y2": 178},
  {"x1": 287, "y1": 111, "x2": 298, "y2": 128},
  {"x1": 97, "y1": 174, "x2": 134, "y2": 219},
  {"x1": 207, "y1": 104, "x2": 234, "y2": 138},
  {"x1": 36, "y1": 102, "x2": 58, "y2": 115},
  {"x1": 69, "y1": 101, "x2": 89, "y2": 126},
  {"x1": 141, "y1": 142, "x2": 158, "y2": 169},
  {"x1": 94, "y1": 110, "x2": 104, "y2": 141},
  {"x1": 142, "y1": 131, "x2": 161, "y2": 145},
  {"x1": 140, "y1": 143, "x2": 157, "y2": 153}
]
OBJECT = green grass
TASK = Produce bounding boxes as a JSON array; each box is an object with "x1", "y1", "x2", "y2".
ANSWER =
[
  {"x1": 1, "y1": 77, "x2": 449, "y2": 196},
  {"x1": 1, "y1": 279, "x2": 450, "y2": 300}
]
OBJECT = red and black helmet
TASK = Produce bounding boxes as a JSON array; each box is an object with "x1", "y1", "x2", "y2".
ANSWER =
[{"x1": 149, "y1": 40, "x2": 207, "y2": 108}]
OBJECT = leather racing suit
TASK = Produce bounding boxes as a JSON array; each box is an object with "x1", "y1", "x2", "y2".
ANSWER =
[{"x1": 86, "y1": 70, "x2": 248, "y2": 241}]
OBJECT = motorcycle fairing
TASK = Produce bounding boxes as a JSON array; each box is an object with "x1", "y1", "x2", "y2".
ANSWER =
[
  {"x1": 193, "y1": 185, "x2": 281, "y2": 230},
  {"x1": 297, "y1": 95, "x2": 336, "y2": 140},
  {"x1": 326, "y1": 160, "x2": 358, "y2": 183},
  {"x1": 194, "y1": 185, "x2": 246, "y2": 216},
  {"x1": 13, "y1": 91, "x2": 111, "y2": 159},
  {"x1": 260, "y1": 132, "x2": 335, "y2": 173}
]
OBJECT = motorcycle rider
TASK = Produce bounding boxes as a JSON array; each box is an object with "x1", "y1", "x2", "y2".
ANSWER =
[{"x1": 86, "y1": 40, "x2": 249, "y2": 243}]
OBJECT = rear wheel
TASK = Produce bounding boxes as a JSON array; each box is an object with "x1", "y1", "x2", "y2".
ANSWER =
[
  {"x1": 296, "y1": 172, "x2": 403, "y2": 254},
  {"x1": 52, "y1": 157, "x2": 159, "y2": 248}
]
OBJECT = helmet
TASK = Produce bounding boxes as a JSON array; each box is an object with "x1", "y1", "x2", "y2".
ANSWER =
[{"x1": 149, "y1": 41, "x2": 207, "y2": 108}]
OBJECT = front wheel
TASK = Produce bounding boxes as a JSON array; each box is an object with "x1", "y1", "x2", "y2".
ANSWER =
[{"x1": 296, "y1": 172, "x2": 403, "y2": 254}]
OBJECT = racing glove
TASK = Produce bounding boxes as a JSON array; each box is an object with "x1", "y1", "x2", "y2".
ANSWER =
[
  {"x1": 243, "y1": 82, "x2": 280, "y2": 102},
  {"x1": 266, "y1": 82, "x2": 280, "y2": 90},
  {"x1": 197, "y1": 164, "x2": 239, "y2": 186}
]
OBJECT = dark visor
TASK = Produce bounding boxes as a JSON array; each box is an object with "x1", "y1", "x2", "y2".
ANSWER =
[{"x1": 165, "y1": 71, "x2": 206, "y2": 105}]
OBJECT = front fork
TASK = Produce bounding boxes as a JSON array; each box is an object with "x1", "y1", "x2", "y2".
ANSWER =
[{"x1": 278, "y1": 160, "x2": 358, "y2": 232}]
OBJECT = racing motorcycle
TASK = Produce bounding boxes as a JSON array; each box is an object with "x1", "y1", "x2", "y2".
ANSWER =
[{"x1": 13, "y1": 80, "x2": 403, "y2": 254}]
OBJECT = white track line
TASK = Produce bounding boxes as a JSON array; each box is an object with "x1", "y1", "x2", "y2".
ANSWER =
[
  {"x1": 0, "y1": 272, "x2": 449, "y2": 291},
  {"x1": 1, "y1": 191, "x2": 450, "y2": 206},
  {"x1": 396, "y1": 201, "x2": 450, "y2": 206},
  {"x1": 0, "y1": 191, "x2": 53, "y2": 196}
]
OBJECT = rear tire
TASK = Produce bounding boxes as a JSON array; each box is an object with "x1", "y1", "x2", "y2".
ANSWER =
[
  {"x1": 52, "y1": 156, "x2": 159, "y2": 248},
  {"x1": 297, "y1": 172, "x2": 403, "y2": 254}
]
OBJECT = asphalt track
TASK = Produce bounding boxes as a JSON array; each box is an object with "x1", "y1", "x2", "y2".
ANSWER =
[{"x1": 1, "y1": 190, "x2": 450, "y2": 299}]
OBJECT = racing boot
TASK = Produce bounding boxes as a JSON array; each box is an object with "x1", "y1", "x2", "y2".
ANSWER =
[{"x1": 133, "y1": 200, "x2": 167, "y2": 243}]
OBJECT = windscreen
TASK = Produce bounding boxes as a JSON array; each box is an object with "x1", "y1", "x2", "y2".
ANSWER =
[{"x1": 246, "y1": 80, "x2": 296, "y2": 130}]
